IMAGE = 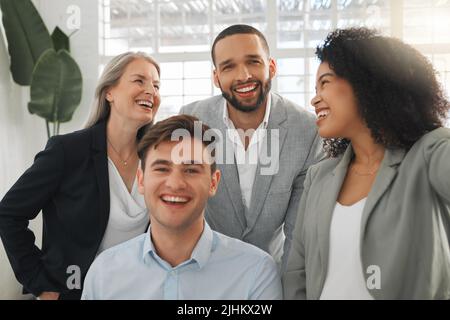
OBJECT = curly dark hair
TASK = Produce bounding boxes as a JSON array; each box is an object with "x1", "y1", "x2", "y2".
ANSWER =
[{"x1": 315, "y1": 27, "x2": 450, "y2": 157}]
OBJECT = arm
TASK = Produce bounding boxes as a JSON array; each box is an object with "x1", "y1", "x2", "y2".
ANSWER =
[
  {"x1": 281, "y1": 132, "x2": 323, "y2": 273},
  {"x1": 249, "y1": 255, "x2": 282, "y2": 300},
  {"x1": 0, "y1": 136, "x2": 64, "y2": 297},
  {"x1": 425, "y1": 132, "x2": 450, "y2": 203},
  {"x1": 282, "y1": 166, "x2": 313, "y2": 300}
]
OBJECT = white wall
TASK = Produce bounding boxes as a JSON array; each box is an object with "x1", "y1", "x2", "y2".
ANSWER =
[{"x1": 0, "y1": 0, "x2": 99, "y2": 299}]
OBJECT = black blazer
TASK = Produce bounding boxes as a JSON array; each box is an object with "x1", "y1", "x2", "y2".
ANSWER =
[{"x1": 0, "y1": 121, "x2": 110, "y2": 300}]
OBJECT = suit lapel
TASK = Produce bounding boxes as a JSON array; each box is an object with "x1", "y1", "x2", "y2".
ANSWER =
[
  {"x1": 91, "y1": 121, "x2": 110, "y2": 237},
  {"x1": 243, "y1": 94, "x2": 288, "y2": 236},
  {"x1": 206, "y1": 99, "x2": 247, "y2": 231},
  {"x1": 360, "y1": 148, "x2": 405, "y2": 236}
]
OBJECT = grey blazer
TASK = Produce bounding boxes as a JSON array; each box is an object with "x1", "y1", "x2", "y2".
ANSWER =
[
  {"x1": 180, "y1": 93, "x2": 323, "y2": 270},
  {"x1": 283, "y1": 128, "x2": 450, "y2": 300}
]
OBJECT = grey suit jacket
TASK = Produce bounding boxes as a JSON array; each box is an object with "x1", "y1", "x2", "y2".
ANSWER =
[
  {"x1": 180, "y1": 93, "x2": 322, "y2": 270},
  {"x1": 283, "y1": 128, "x2": 450, "y2": 300}
]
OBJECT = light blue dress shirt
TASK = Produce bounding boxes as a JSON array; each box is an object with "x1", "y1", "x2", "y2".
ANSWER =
[{"x1": 81, "y1": 221, "x2": 282, "y2": 300}]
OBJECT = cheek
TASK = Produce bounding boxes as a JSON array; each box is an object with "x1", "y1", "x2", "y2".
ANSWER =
[{"x1": 154, "y1": 93, "x2": 161, "y2": 107}]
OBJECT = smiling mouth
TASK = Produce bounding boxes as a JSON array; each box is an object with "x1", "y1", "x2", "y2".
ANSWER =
[
  {"x1": 233, "y1": 82, "x2": 259, "y2": 95},
  {"x1": 160, "y1": 195, "x2": 190, "y2": 205},
  {"x1": 136, "y1": 100, "x2": 153, "y2": 110},
  {"x1": 317, "y1": 109, "x2": 330, "y2": 120}
]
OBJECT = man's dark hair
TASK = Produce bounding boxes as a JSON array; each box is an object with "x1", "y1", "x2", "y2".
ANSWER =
[
  {"x1": 315, "y1": 27, "x2": 450, "y2": 157},
  {"x1": 138, "y1": 114, "x2": 216, "y2": 173},
  {"x1": 211, "y1": 24, "x2": 270, "y2": 67}
]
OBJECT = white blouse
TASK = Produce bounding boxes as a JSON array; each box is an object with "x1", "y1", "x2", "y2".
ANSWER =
[
  {"x1": 97, "y1": 158, "x2": 149, "y2": 255},
  {"x1": 319, "y1": 198, "x2": 374, "y2": 300}
]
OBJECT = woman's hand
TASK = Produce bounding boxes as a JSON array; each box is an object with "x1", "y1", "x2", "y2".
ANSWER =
[{"x1": 38, "y1": 292, "x2": 60, "y2": 300}]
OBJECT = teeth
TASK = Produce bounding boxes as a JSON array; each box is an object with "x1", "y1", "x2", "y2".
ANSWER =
[
  {"x1": 137, "y1": 100, "x2": 153, "y2": 108},
  {"x1": 161, "y1": 196, "x2": 189, "y2": 203},
  {"x1": 235, "y1": 84, "x2": 257, "y2": 93},
  {"x1": 317, "y1": 109, "x2": 330, "y2": 119}
]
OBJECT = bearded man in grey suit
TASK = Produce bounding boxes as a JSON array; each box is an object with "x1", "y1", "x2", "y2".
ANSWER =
[{"x1": 180, "y1": 24, "x2": 323, "y2": 271}]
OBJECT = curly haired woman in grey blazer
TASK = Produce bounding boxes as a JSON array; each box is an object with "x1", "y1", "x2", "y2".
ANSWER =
[{"x1": 283, "y1": 28, "x2": 450, "y2": 300}]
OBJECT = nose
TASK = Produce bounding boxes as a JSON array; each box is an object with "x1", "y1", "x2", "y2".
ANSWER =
[
  {"x1": 164, "y1": 168, "x2": 187, "y2": 191},
  {"x1": 311, "y1": 92, "x2": 321, "y2": 108},
  {"x1": 236, "y1": 64, "x2": 251, "y2": 82},
  {"x1": 144, "y1": 83, "x2": 156, "y2": 96}
]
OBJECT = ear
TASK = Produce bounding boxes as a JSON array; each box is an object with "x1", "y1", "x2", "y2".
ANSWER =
[
  {"x1": 213, "y1": 69, "x2": 220, "y2": 88},
  {"x1": 268, "y1": 57, "x2": 277, "y2": 80},
  {"x1": 209, "y1": 169, "x2": 221, "y2": 197},
  {"x1": 137, "y1": 167, "x2": 145, "y2": 195},
  {"x1": 105, "y1": 88, "x2": 113, "y2": 102}
]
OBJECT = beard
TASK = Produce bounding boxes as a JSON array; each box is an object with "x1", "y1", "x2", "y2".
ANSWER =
[{"x1": 220, "y1": 78, "x2": 272, "y2": 113}]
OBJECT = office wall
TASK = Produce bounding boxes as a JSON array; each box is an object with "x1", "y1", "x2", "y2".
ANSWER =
[{"x1": 0, "y1": 0, "x2": 99, "y2": 299}]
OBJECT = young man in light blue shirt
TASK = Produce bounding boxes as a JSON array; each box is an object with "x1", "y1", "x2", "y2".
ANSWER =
[{"x1": 81, "y1": 115, "x2": 282, "y2": 300}]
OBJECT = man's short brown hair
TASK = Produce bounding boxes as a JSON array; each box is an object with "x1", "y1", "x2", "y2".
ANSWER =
[{"x1": 138, "y1": 114, "x2": 216, "y2": 173}]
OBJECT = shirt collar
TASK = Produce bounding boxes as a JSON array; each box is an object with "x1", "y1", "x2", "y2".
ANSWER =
[
  {"x1": 222, "y1": 93, "x2": 272, "y2": 130},
  {"x1": 142, "y1": 220, "x2": 214, "y2": 270}
]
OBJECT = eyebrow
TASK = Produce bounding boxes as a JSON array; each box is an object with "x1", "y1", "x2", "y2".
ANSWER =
[
  {"x1": 181, "y1": 160, "x2": 205, "y2": 167},
  {"x1": 318, "y1": 72, "x2": 334, "y2": 82},
  {"x1": 150, "y1": 159, "x2": 206, "y2": 167},
  {"x1": 131, "y1": 73, "x2": 159, "y2": 83},
  {"x1": 218, "y1": 54, "x2": 264, "y2": 68},
  {"x1": 315, "y1": 72, "x2": 335, "y2": 91},
  {"x1": 150, "y1": 159, "x2": 172, "y2": 167},
  {"x1": 218, "y1": 59, "x2": 233, "y2": 68}
]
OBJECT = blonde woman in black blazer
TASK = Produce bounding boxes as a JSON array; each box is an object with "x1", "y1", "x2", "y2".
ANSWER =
[
  {"x1": 0, "y1": 52, "x2": 161, "y2": 300},
  {"x1": 283, "y1": 28, "x2": 450, "y2": 299}
]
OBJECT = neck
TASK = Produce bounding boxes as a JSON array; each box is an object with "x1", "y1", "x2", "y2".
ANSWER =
[
  {"x1": 106, "y1": 114, "x2": 140, "y2": 154},
  {"x1": 350, "y1": 129, "x2": 385, "y2": 165},
  {"x1": 227, "y1": 98, "x2": 268, "y2": 132},
  {"x1": 150, "y1": 218, "x2": 204, "y2": 268}
]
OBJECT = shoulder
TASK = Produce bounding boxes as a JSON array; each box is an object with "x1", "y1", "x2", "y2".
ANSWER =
[
  {"x1": 405, "y1": 127, "x2": 450, "y2": 162},
  {"x1": 271, "y1": 93, "x2": 317, "y2": 126},
  {"x1": 212, "y1": 231, "x2": 275, "y2": 264},
  {"x1": 92, "y1": 233, "x2": 146, "y2": 268},
  {"x1": 415, "y1": 127, "x2": 450, "y2": 147},
  {"x1": 306, "y1": 154, "x2": 341, "y2": 180},
  {"x1": 180, "y1": 95, "x2": 224, "y2": 116},
  {"x1": 46, "y1": 121, "x2": 106, "y2": 157}
]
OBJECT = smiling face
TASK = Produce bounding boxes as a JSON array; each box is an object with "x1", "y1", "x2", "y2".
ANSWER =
[
  {"x1": 106, "y1": 58, "x2": 161, "y2": 127},
  {"x1": 213, "y1": 33, "x2": 276, "y2": 113},
  {"x1": 137, "y1": 138, "x2": 220, "y2": 235},
  {"x1": 311, "y1": 62, "x2": 365, "y2": 139}
]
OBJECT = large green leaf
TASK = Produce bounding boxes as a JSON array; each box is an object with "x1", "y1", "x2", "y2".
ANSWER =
[
  {"x1": 51, "y1": 26, "x2": 70, "y2": 52},
  {"x1": 0, "y1": 0, "x2": 53, "y2": 85},
  {"x1": 28, "y1": 49, "x2": 82, "y2": 123}
]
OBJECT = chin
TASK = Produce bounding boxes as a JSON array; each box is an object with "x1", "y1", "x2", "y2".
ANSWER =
[{"x1": 318, "y1": 127, "x2": 341, "y2": 139}]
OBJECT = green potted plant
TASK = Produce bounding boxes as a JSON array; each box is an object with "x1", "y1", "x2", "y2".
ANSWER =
[{"x1": 0, "y1": 0, "x2": 82, "y2": 137}]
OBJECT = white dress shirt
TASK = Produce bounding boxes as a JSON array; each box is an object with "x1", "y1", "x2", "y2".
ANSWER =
[
  {"x1": 222, "y1": 99, "x2": 272, "y2": 210},
  {"x1": 320, "y1": 198, "x2": 374, "y2": 300},
  {"x1": 97, "y1": 158, "x2": 149, "y2": 254}
]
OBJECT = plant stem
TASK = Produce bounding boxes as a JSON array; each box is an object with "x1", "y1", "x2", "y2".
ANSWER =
[{"x1": 46, "y1": 120, "x2": 50, "y2": 139}]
